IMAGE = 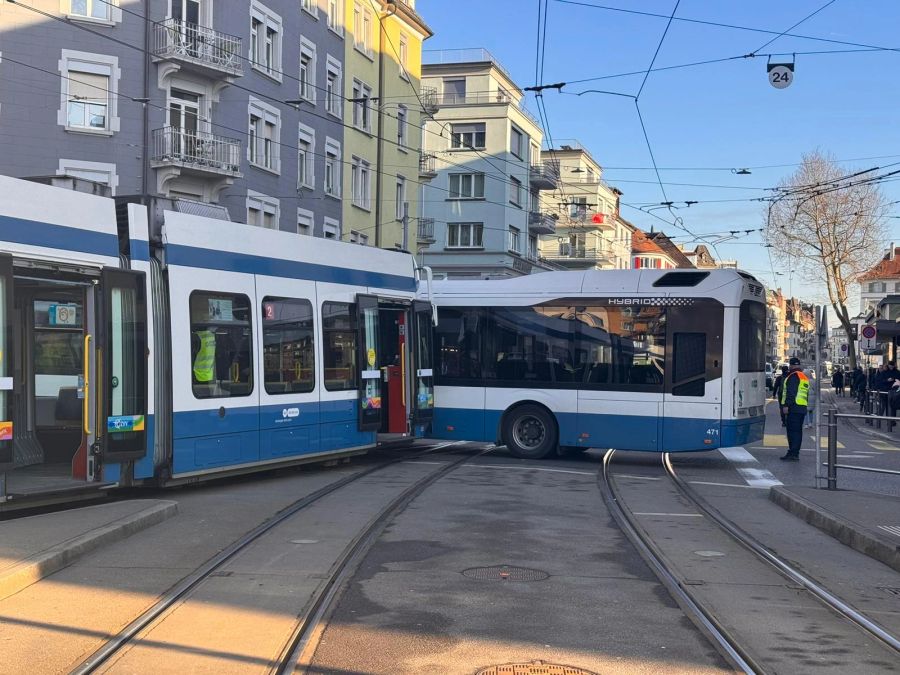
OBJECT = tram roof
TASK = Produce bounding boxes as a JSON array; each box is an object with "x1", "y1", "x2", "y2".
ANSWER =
[{"x1": 429, "y1": 268, "x2": 765, "y2": 305}]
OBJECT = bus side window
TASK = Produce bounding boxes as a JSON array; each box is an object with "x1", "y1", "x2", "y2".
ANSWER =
[
  {"x1": 672, "y1": 332, "x2": 706, "y2": 397},
  {"x1": 262, "y1": 297, "x2": 315, "y2": 395},
  {"x1": 189, "y1": 292, "x2": 253, "y2": 399},
  {"x1": 322, "y1": 301, "x2": 357, "y2": 391}
]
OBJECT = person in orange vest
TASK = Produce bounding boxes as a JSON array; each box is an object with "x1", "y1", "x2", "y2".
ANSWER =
[{"x1": 780, "y1": 357, "x2": 809, "y2": 461}]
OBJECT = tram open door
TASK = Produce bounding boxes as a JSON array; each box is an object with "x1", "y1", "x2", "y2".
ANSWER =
[{"x1": 0, "y1": 261, "x2": 147, "y2": 500}]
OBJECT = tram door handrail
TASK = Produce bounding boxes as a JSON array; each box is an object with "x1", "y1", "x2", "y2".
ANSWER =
[{"x1": 82, "y1": 334, "x2": 92, "y2": 435}]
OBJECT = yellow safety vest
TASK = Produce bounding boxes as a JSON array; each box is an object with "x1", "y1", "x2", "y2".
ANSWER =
[
  {"x1": 780, "y1": 370, "x2": 809, "y2": 407},
  {"x1": 193, "y1": 330, "x2": 216, "y2": 383}
]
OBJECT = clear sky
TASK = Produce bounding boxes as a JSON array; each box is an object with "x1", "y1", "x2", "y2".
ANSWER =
[{"x1": 418, "y1": 0, "x2": 900, "y2": 310}]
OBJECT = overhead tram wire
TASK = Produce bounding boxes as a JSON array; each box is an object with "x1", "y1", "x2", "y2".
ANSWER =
[{"x1": 747, "y1": 0, "x2": 839, "y2": 56}]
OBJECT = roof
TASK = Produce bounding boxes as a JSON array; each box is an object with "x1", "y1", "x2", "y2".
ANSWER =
[
  {"x1": 859, "y1": 247, "x2": 900, "y2": 281},
  {"x1": 646, "y1": 232, "x2": 695, "y2": 268},
  {"x1": 632, "y1": 229, "x2": 667, "y2": 255}
]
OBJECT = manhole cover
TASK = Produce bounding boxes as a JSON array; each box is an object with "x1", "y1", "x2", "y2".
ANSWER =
[
  {"x1": 476, "y1": 661, "x2": 597, "y2": 675},
  {"x1": 462, "y1": 565, "x2": 549, "y2": 582},
  {"x1": 879, "y1": 587, "x2": 900, "y2": 597}
]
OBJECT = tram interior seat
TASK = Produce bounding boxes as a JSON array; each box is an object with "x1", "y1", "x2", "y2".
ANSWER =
[{"x1": 55, "y1": 387, "x2": 81, "y2": 422}]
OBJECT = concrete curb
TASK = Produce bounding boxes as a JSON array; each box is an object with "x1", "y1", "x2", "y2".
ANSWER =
[
  {"x1": 769, "y1": 486, "x2": 900, "y2": 573},
  {"x1": 0, "y1": 500, "x2": 178, "y2": 601}
]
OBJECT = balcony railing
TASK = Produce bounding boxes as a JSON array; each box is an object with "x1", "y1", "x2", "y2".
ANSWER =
[
  {"x1": 153, "y1": 19, "x2": 243, "y2": 77},
  {"x1": 435, "y1": 92, "x2": 540, "y2": 126},
  {"x1": 417, "y1": 218, "x2": 435, "y2": 242},
  {"x1": 542, "y1": 246, "x2": 615, "y2": 265},
  {"x1": 151, "y1": 127, "x2": 242, "y2": 177},
  {"x1": 418, "y1": 152, "x2": 437, "y2": 177},
  {"x1": 529, "y1": 161, "x2": 559, "y2": 189},
  {"x1": 420, "y1": 86, "x2": 439, "y2": 113},
  {"x1": 528, "y1": 211, "x2": 557, "y2": 235}
]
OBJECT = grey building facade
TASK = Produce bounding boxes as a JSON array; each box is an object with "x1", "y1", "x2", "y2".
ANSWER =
[{"x1": 0, "y1": 0, "x2": 345, "y2": 237}]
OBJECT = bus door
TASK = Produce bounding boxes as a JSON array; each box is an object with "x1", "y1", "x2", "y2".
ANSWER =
[
  {"x1": 662, "y1": 301, "x2": 724, "y2": 451},
  {"x1": 356, "y1": 295, "x2": 383, "y2": 431},
  {"x1": 409, "y1": 300, "x2": 435, "y2": 433},
  {"x1": 97, "y1": 267, "x2": 148, "y2": 467}
]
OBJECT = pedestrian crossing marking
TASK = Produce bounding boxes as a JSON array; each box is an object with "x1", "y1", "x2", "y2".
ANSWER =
[
  {"x1": 762, "y1": 434, "x2": 844, "y2": 449},
  {"x1": 864, "y1": 440, "x2": 900, "y2": 453},
  {"x1": 878, "y1": 525, "x2": 900, "y2": 538}
]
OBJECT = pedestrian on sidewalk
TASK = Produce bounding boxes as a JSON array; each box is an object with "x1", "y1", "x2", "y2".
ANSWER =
[
  {"x1": 832, "y1": 368, "x2": 845, "y2": 396},
  {"x1": 773, "y1": 365, "x2": 789, "y2": 427},
  {"x1": 853, "y1": 366, "x2": 867, "y2": 407},
  {"x1": 780, "y1": 357, "x2": 809, "y2": 461}
]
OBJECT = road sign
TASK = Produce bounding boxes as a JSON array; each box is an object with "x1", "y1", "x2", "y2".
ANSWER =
[
  {"x1": 767, "y1": 63, "x2": 794, "y2": 89},
  {"x1": 840, "y1": 343, "x2": 848, "y2": 353},
  {"x1": 860, "y1": 324, "x2": 877, "y2": 350}
]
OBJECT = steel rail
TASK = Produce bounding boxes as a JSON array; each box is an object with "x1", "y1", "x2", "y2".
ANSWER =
[
  {"x1": 274, "y1": 445, "x2": 494, "y2": 674},
  {"x1": 663, "y1": 453, "x2": 900, "y2": 655},
  {"x1": 599, "y1": 450, "x2": 758, "y2": 674},
  {"x1": 70, "y1": 440, "x2": 463, "y2": 674}
]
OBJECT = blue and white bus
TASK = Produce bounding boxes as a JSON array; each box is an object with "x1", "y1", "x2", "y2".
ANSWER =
[
  {"x1": 426, "y1": 269, "x2": 766, "y2": 458},
  {"x1": 0, "y1": 176, "x2": 434, "y2": 508}
]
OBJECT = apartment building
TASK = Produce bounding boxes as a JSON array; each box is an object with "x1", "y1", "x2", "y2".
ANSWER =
[
  {"x1": 418, "y1": 48, "x2": 561, "y2": 279},
  {"x1": 859, "y1": 244, "x2": 900, "y2": 312},
  {"x1": 0, "y1": 0, "x2": 430, "y2": 242},
  {"x1": 536, "y1": 141, "x2": 632, "y2": 270},
  {"x1": 766, "y1": 288, "x2": 786, "y2": 365}
]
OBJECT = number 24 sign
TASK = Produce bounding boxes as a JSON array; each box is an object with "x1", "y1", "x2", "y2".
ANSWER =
[{"x1": 768, "y1": 63, "x2": 794, "y2": 89}]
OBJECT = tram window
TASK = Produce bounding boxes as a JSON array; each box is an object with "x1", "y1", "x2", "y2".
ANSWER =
[
  {"x1": 579, "y1": 305, "x2": 666, "y2": 390},
  {"x1": 738, "y1": 301, "x2": 766, "y2": 373},
  {"x1": 672, "y1": 332, "x2": 706, "y2": 397},
  {"x1": 33, "y1": 300, "x2": 84, "y2": 404},
  {"x1": 189, "y1": 292, "x2": 253, "y2": 398},
  {"x1": 262, "y1": 297, "x2": 314, "y2": 394},
  {"x1": 322, "y1": 301, "x2": 357, "y2": 391},
  {"x1": 482, "y1": 306, "x2": 581, "y2": 385}
]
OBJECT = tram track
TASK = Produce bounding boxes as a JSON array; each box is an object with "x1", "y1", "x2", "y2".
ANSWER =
[
  {"x1": 70, "y1": 440, "x2": 483, "y2": 674},
  {"x1": 601, "y1": 449, "x2": 900, "y2": 674}
]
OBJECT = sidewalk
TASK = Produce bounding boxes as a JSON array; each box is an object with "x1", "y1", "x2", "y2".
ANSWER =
[{"x1": 745, "y1": 392, "x2": 900, "y2": 572}]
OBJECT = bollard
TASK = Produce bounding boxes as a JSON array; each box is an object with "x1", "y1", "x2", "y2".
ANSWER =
[{"x1": 827, "y1": 408, "x2": 838, "y2": 490}]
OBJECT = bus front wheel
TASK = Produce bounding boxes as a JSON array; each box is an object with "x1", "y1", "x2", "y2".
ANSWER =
[{"x1": 502, "y1": 405, "x2": 558, "y2": 459}]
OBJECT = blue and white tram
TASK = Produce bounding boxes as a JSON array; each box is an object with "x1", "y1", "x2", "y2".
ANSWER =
[
  {"x1": 0, "y1": 176, "x2": 434, "y2": 508},
  {"x1": 426, "y1": 269, "x2": 767, "y2": 458}
]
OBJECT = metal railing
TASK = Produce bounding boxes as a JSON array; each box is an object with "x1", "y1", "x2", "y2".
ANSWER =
[
  {"x1": 420, "y1": 86, "x2": 438, "y2": 112},
  {"x1": 529, "y1": 161, "x2": 560, "y2": 186},
  {"x1": 416, "y1": 218, "x2": 435, "y2": 242},
  {"x1": 527, "y1": 211, "x2": 556, "y2": 234},
  {"x1": 542, "y1": 246, "x2": 613, "y2": 262},
  {"x1": 825, "y1": 408, "x2": 900, "y2": 489},
  {"x1": 151, "y1": 127, "x2": 242, "y2": 176},
  {"x1": 418, "y1": 152, "x2": 436, "y2": 175},
  {"x1": 153, "y1": 18, "x2": 243, "y2": 77}
]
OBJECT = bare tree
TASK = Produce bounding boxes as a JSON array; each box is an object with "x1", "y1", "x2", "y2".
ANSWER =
[{"x1": 765, "y1": 150, "x2": 889, "y2": 369}]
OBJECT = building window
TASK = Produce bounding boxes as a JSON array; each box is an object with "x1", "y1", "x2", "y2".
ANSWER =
[
  {"x1": 508, "y1": 176, "x2": 523, "y2": 206},
  {"x1": 508, "y1": 225, "x2": 521, "y2": 254},
  {"x1": 448, "y1": 173, "x2": 485, "y2": 199},
  {"x1": 528, "y1": 234, "x2": 538, "y2": 260},
  {"x1": 57, "y1": 159, "x2": 118, "y2": 195},
  {"x1": 447, "y1": 222, "x2": 484, "y2": 249},
  {"x1": 59, "y1": 51, "x2": 120, "y2": 134},
  {"x1": 568, "y1": 196, "x2": 587, "y2": 219},
  {"x1": 325, "y1": 56, "x2": 342, "y2": 117},
  {"x1": 324, "y1": 137, "x2": 341, "y2": 197},
  {"x1": 190, "y1": 292, "x2": 253, "y2": 398},
  {"x1": 327, "y1": 0, "x2": 342, "y2": 34},
  {"x1": 350, "y1": 231, "x2": 369, "y2": 245},
  {"x1": 297, "y1": 208, "x2": 314, "y2": 236},
  {"x1": 451, "y1": 123, "x2": 485, "y2": 150},
  {"x1": 246, "y1": 191, "x2": 279, "y2": 229},
  {"x1": 634, "y1": 256, "x2": 663, "y2": 270},
  {"x1": 510, "y1": 126, "x2": 524, "y2": 159},
  {"x1": 396, "y1": 176, "x2": 407, "y2": 220},
  {"x1": 248, "y1": 98, "x2": 280, "y2": 173},
  {"x1": 398, "y1": 34, "x2": 409, "y2": 79},
  {"x1": 397, "y1": 104, "x2": 408, "y2": 147},
  {"x1": 351, "y1": 157, "x2": 371, "y2": 210},
  {"x1": 443, "y1": 78, "x2": 466, "y2": 104},
  {"x1": 323, "y1": 301, "x2": 357, "y2": 391},
  {"x1": 300, "y1": 0, "x2": 317, "y2": 17},
  {"x1": 250, "y1": 2, "x2": 282, "y2": 81},
  {"x1": 323, "y1": 217, "x2": 341, "y2": 240},
  {"x1": 262, "y1": 297, "x2": 314, "y2": 394},
  {"x1": 353, "y1": 2, "x2": 374, "y2": 57},
  {"x1": 298, "y1": 123, "x2": 315, "y2": 189},
  {"x1": 299, "y1": 38, "x2": 316, "y2": 103},
  {"x1": 351, "y1": 79, "x2": 373, "y2": 132},
  {"x1": 68, "y1": 0, "x2": 112, "y2": 21}
]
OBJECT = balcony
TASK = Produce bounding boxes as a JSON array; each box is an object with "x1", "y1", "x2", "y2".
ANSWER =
[
  {"x1": 151, "y1": 127, "x2": 242, "y2": 178},
  {"x1": 529, "y1": 161, "x2": 559, "y2": 189},
  {"x1": 420, "y1": 86, "x2": 439, "y2": 114},
  {"x1": 542, "y1": 245, "x2": 615, "y2": 268},
  {"x1": 153, "y1": 19, "x2": 243, "y2": 78},
  {"x1": 528, "y1": 211, "x2": 557, "y2": 235},
  {"x1": 435, "y1": 91, "x2": 541, "y2": 127},
  {"x1": 416, "y1": 218, "x2": 435, "y2": 243},
  {"x1": 418, "y1": 152, "x2": 437, "y2": 179}
]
